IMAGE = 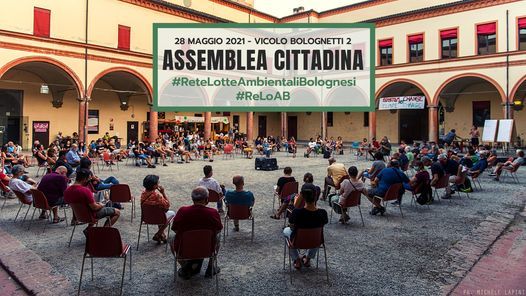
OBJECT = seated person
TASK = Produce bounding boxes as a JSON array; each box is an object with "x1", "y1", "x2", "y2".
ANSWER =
[
  {"x1": 34, "y1": 144, "x2": 48, "y2": 166},
  {"x1": 78, "y1": 158, "x2": 119, "y2": 191},
  {"x1": 283, "y1": 189, "x2": 328, "y2": 269},
  {"x1": 358, "y1": 152, "x2": 386, "y2": 182},
  {"x1": 198, "y1": 165, "x2": 225, "y2": 213},
  {"x1": 53, "y1": 150, "x2": 74, "y2": 178},
  {"x1": 379, "y1": 136, "x2": 392, "y2": 157},
  {"x1": 224, "y1": 175, "x2": 255, "y2": 232},
  {"x1": 63, "y1": 168, "x2": 120, "y2": 227},
  {"x1": 133, "y1": 143, "x2": 156, "y2": 168},
  {"x1": 442, "y1": 129, "x2": 460, "y2": 147},
  {"x1": 468, "y1": 152, "x2": 488, "y2": 176},
  {"x1": 331, "y1": 166, "x2": 366, "y2": 223},
  {"x1": 406, "y1": 160, "x2": 432, "y2": 200},
  {"x1": 66, "y1": 144, "x2": 81, "y2": 167},
  {"x1": 242, "y1": 138, "x2": 253, "y2": 159},
  {"x1": 489, "y1": 150, "x2": 524, "y2": 181},
  {"x1": 271, "y1": 167, "x2": 296, "y2": 220},
  {"x1": 177, "y1": 141, "x2": 193, "y2": 163},
  {"x1": 359, "y1": 138, "x2": 369, "y2": 156},
  {"x1": 262, "y1": 139, "x2": 272, "y2": 158},
  {"x1": 368, "y1": 137, "x2": 381, "y2": 158},
  {"x1": 322, "y1": 157, "x2": 347, "y2": 200},
  {"x1": 293, "y1": 173, "x2": 321, "y2": 208},
  {"x1": 9, "y1": 165, "x2": 37, "y2": 202},
  {"x1": 366, "y1": 159, "x2": 409, "y2": 215},
  {"x1": 36, "y1": 166, "x2": 68, "y2": 223},
  {"x1": 141, "y1": 175, "x2": 176, "y2": 243},
  {"x1": 437, "y1": 153, "x2": 460, "y2": 199},
  {"x1": 172, "y1": 186, "x2": 223, "y2": 280},
  {"x1": 288, "y1": 137, "x2": 297, "y2": 158},
  {"x1": 305, "y1": 138, "x2": 316, "y2": 157}
]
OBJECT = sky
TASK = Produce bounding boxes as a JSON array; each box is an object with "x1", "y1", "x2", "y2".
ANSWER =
[{"x1": 254, "y1": 0, "x2": 364, "y2": 18}]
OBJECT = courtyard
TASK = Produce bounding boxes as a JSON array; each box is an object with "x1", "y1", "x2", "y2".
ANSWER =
[{"x1": 0, "y1": 152, "x2": 524, "y2": 295}]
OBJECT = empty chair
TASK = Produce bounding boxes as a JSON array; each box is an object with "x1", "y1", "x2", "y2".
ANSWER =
[
  {"x1": 68, "y1": 203, "x2": 104, "y2": 247},
  {"x1": 170, "y1": 229, "x2": 219, "y2": 293},
  {"x1": 223, "y1": 204, "x2": 254, "y2": 241},
  {"x1": 223, "y1": 144, "x2": 234, "y2": 160},
  {"x1": 329, "y1": 190, "x2": 365, "y2": 226},
  {"x1": 78, "y1": 227, "x2": 131, "y2": 296},
  {"x1": 137, "y1": 204, "x2": 175, "y2": 251},
  {"x1": 283, "y1": 227, "x2": 329, "y2": 284},
  {"x1": 109, "y1": 184, "x2": 135, "y2": 222}
]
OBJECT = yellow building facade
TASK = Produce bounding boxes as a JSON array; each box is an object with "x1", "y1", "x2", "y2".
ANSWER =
[{"x1": 0, "y1": 0, "x2": 525, "y2": 148}]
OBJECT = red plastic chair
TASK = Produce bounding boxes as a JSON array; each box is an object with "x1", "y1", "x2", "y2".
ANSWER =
[
  {"x1": 137, "y1": 204, "x2": 175, "y2": 251},
  {"x1": 329, "y1": 190, "x2": 365, "y2": 226},
  {"x1": 375, "y1": 183, "x2": 404, "y2": 217},
  {"x1": 282, "y1": 227, "x2": 329, "y2": 284},
  {"x1": 223, "y1": 144, "x2": 234, "y2": 160},
  {"x1": 109, "y1": 184, "x2": 135, "y2": 222},
  {"x1": 432, "y1": 174, "x2": 450, "y2": 202},
  {"x1": 78, "y1": 227, "x2": 131, "y2": 296},
  {"x1": 102, "y1": 152, "x2": 119, "y2": 171},
  {"x1": 27, "y1": 189, "x2": 67, "y2": 232},
  {"x1": 273, "y1": 181, "x2": 299, "y2": 212},
  {"x1": 207, "y1": 190, "x2": 222, "y2": 203},
  {"x1": 68, "y1": 203, "x2": 101, "y2": 247},
  {"x1": 0, "y1": 182, "x2": 12, "y2": 211},
  {"x1": 13, "y1": 190, "x2": 32, "y2": 223},
  {"x1": 170, "y1": 229, "x2": 219, "y2": 292},
  {"x1": 223, "y1": 204, "x2": 254, "y2": 241}
]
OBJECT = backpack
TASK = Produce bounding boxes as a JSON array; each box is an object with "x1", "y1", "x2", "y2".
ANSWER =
[{"x1": 416, "y1": 184, "x2": 433, "y2": 205}]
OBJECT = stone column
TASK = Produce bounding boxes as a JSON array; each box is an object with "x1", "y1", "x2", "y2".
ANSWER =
[
  {"x1": 321, "y1": 112, "x2": 327, "y2": 139},
  {"x1": 281, "y1": 112, "x2": 288, "y2": 138},
  {"x1": 246, "y1": 112, "x2": 254, "y2": 142},
  {"x1": 368, "y1": 111, "x2": 377, "y2": 140},
  {"x1": 428, "y1": 105, "x2": 439, "y2": 143},
  {"x1": 78, "y1": 99, "x2": 88, "y2": 143},
  {"x1": 148, "y1": 108, "x2": 158, "y2": 141},
  {"x1": 204, "y1": 112, "x2": 212, "y2": 140}
]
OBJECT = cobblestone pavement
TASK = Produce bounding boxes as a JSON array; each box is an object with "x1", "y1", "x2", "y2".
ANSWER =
[{"x1": 0, "y1": 152, "x2": 524, "y2": 295}]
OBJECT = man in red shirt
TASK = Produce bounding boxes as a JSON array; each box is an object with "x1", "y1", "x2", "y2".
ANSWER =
[
  {"x1": 172, "y1": 186, "x2": 223, "y2": 280},
  {"x1": 64, "y1": 168, "x2": 120, "y2": 227}
]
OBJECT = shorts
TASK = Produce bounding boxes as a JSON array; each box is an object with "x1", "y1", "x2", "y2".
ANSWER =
[
  {"x1": 368, "y1": 187, "x2": 385, "y2": 198},
  {"x1": 95, "y1": 207, "x2": 116, "y2": 219},
  {"x1": 48, "y1": 196, "x2": 64, "y2": 207}
]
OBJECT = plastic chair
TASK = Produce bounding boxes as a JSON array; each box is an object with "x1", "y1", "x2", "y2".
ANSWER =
[
  {"x1": 78, "y1": 227, "x2": 131, "y2": 296},
  {"x1": 208, "y1": 190, "x2": 222, "y2": 204},
  {"x1": 375, "y1": 183, "x2": 404, "y2": 217},
  {"x1": 0, "y1": 182, "x2": 12, "y2": 211},
  {"x1": 68, "y1": 203, "x2": 103, "y2": 247},
  {"x1": 27, "y1": 189, "x2": 67, "y2": 232},
  {"x1": 273, "y1": 181, "x2": 298, "y2": 213},
  {"x1": 502, "y1": 165, "x2": 520, "y2": 183},
  {"x1": 36, "y1": 162, "x2": 49, "y2": 177},
  {"x1": 109, "y1": 184, "x2": 135, "y2": 222},
  {"x1": 329, "y1": 190, "x2": 364, "y2": 226},
  {"x1": 13, "y1": 190, "x2": 32, "y2": 223},
  {"x1": 137, "y1": 204, "x2": 174, "y2": 251},
  {"x1": 223, "y1": 144, "x2": 234, "y2": 160},
  {"x1": 223, "y1": 204, "x2": 254, "y2": 242},
  {"x1": 170, "y1": 229, "x2": 219, "y2": 293},
  {"x1": 283, "y1": 227, "x2": 329, "y2": 284},
  {"x1": 102, "y1": 152, "x2": 115, "y2": 171},
  {"x1": 432, "y1": 174, "x2": 450, "y2": 202},
  {"x1": 410, "y1": 182, "x2": 431, "y2": 210}
]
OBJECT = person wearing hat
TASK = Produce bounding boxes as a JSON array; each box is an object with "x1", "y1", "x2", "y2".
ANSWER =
[
  {"x1": 140, "y1": 175, "x2": 175, "y2": 243},
  {"x1": 366, "y1": 159, "x2": 409, "y2": 214},
  {"x1": 171, "y1": 186, "x2": 223, "y2": 280}
]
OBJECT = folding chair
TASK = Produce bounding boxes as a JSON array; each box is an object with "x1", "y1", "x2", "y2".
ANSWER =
[
  {"x1": 273, "y1": 181, "x2": 299, "y2": 214},
  {"x1": 223, "y1": 204, "x2": 254, "y2": 242},
  {"x1": 432, "y1": 174, "x2": 450, "y2": 203},
  {"x1": 171, "y1": 229, "x2": 219, "y2": 293},
  {"x1": 36, "y1": 162, "x2": 49, "y2": 177},
  {"x1": 501, "y1": 165, "x2": 520, "y2": 184},
  {"x1": 78, "y1": 227, "x2": 131, "y2": 296},
  {"x1": 137, "y1": 204, "x2": 175, "y2": 251},
  {"x1": 283, "y1": 227, "x2": 329, "y2": 284},
  {"x1": 223, "y1": 144, "x2": 234, "y2": 160},
  {"x1": 329, "y1": 190, "x2": 364, "y2": 226},
  {"x1": 109, "y1": 184, "x2": 136, "y2": 222},
  {"x1": 68, "y1": 203, "x2": 106, "y2": 247},
  {"x1": 469, "y1": 171, "x2": 483, "y2": 191},
  {"x1": 375, "y1": 183, "x2": 404, "y2": 217},
  {"x1": 13, "y1": 190, "x2": 32, "y2": 223},
  {"x1": 27, "y1": 189, "x2": 67, "y2": 232}
]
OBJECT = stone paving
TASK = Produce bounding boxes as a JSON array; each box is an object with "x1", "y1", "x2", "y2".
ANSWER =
[{"x1": 0, "y1": 152, "x2": 525, "y2": 295}]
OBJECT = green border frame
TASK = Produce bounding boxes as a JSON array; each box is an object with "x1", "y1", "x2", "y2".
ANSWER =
[{"x1": 153, "y1": 23, "x2": 375, "y2": 112}]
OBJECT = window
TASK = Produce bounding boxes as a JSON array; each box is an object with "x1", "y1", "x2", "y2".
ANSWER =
[
  {"x1": 408, "y1": 34, "x2": 424, "y2": 63},
  {"x1": 363, "y1": 112, "x2": 369, "y2": 127},
  {"x1": 118, "y1": 25, "x2": 131, "y2": 50},
  {"x1": 477, "y1": 23, "x2": 496, "y2": 55},
  {"x1": 33, "y1": 7, "x2": 50, "y2": 37},
  {"x1": 327, "y1": 112, "x2": 333, "y2": 127},
  {"x1": 519, "y1": 18, "x2": 526, "y2": 51},
  {"x1": 379, "y1": 39, "x2": 393, "y2": 66},
  {"x1": 440, "y1": 29, "x2": 458, "y2": 59},
  {"x1": 472, "y1": 101, "x2": 490, "y2": 127}
]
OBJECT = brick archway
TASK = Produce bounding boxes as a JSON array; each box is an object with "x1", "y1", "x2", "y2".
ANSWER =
[
  {"x1": 87, "y1": 67, "x2": 152, "y2": 104},
  {"x1": 0, "y1": 56, "x2": 84, "y2": 98},
  {"x1": 433, "y1": 73, "x2": 506, "y2": 105},
  {"x1": 376, "y1": 78, "x2": 432, "y2": 106}
]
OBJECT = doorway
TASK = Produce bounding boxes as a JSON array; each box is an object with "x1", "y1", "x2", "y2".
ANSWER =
[
  {"x1": 287, "y1": 116, "x2": 297, "y2": 139},
  {"x1": 127, "y1": 121, "x2": 139, "y2": 144},
  {"x1": 32, "y1": 121, "x2": 50, "y2": 147},
  {"x1": 0, "y1": 89, "x2": 23, "y2": 146},
  {"x1": 399, "y1": 108, "x2": 428, "y2": 143},
  {"x1": 258, "y1": 116, "x2": 267, "y2": 138}
]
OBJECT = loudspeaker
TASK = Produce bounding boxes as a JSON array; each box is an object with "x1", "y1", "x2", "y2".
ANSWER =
[{"x1": 255, "y1": 157, "x2": 278, "y2": 171}]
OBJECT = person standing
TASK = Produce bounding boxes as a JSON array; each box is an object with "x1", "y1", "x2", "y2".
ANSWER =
[{"x1": 469, "y1": 125, "x2": 480, "y2": 147}]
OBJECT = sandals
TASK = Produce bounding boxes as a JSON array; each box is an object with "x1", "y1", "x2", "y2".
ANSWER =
[
  {"x1": 302, "y1": 256, "x2": 311, "y2": 268},
  {"x1": 52, "y1": 217, "x2": 65, "y2": 224},
  {"x1": 293, "y1": 259, "x2": 302, "y2": 270},
  {"x1": 270, "y1": 214, "x2": 280, "y2": 220}
]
